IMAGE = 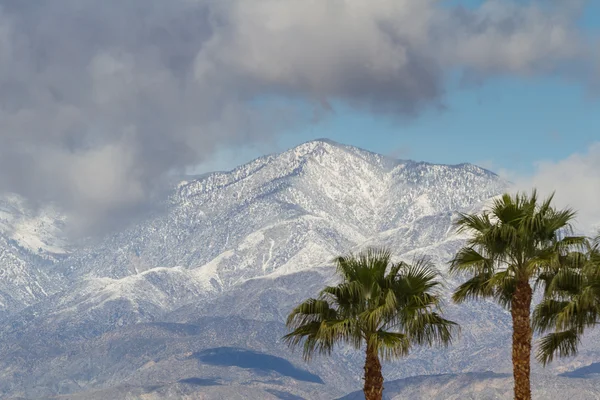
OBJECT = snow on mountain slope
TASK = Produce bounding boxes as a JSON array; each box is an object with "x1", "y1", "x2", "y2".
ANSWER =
[
  {"x1": 0, "y1": 139, "x2": 507, "y2": 345},
  {"x1": 0, "y1": 195, "x2": 67, "y2": 316},
  {"x1": 0, "y1": 194, "x2": 67, "y2": 256},
  {"x1": 56, "y1": 140, "x2": 504, "y2": 286},
  {"x1": 4, "y1": 139, "x2": 571, "y2": 399}
]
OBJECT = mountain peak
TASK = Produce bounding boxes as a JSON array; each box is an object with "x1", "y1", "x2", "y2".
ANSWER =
[
  {"x1": 305, "y1": 137, "x2": 341, "y2": 146},
  {"x1": 283, "y1": 138, "x2": 394, "y2": 169},
  {"x1": 289, "y1": 138, "x2": 349, "y2": 156}
]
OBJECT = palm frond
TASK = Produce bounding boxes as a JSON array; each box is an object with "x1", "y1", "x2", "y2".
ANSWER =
[
  {"x1": 452, "y1": 273, "x2": 494, "y2": 303},
  {"x1": 449, "y1": 247, "x2": 490, "y2": 275},
  {"x1": 453, "y1": 212, "x2": 493, "y2": 235},
  {"x1": 372, "y1": 330, "x2": 411, "y2": 361},
  {"x1": 360, "y1": 289, "x2": 397, "y2": 332},
  {"x1": 285, "y1": 298, "x2": 337, "y2": 327},
  {"x1": 321, "y1": 281, "x2": 365, "y2": 307},
  {"x1": 486, "y1": 270, "x2": 516, "y2": 309},
  {"x1": 532, "y1": 299, "x2": 571, "y2": 334},
  {"x1": 536, "y1": 329, "x2": 580, "y2": 366},
  {"x1": 398, "y1": 257, "x2": 441, "y2": 295},
  {"x1": 402, "y1": 310, "x2": 458, "y2": 347}
]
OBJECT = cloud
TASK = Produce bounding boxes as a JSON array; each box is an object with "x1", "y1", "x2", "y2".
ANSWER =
[
  {"x1": 442, "y1": 0, "x2": 587, "y2": 75},
  {"x1": 0, "y1": 0, "x2": 596, "y2": 234},
  {"x1": 512, "y1": 143, "x2": 600, "y2": 235}
]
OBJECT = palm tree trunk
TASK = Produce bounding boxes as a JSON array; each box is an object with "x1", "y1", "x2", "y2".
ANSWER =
[
  {"x1": 363, "y1": 342, "x2": 384, "y2": 400},
  {"x1": 511, "y1": 280, "x2": 533, "y2": 400}
]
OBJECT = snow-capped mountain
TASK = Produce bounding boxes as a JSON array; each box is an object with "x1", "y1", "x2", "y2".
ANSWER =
[
  {"x1": 0, "y1": 195, "x2": 68, "y2": 318},
  {"x1": 56, "y1": 139, "x2": 504, "y2": 288},
  {"x1": 0, "y1": 139, "x2": 597, "y2": 399}
]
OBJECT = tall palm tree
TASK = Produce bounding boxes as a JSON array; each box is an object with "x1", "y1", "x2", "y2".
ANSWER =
[
  {"x1": 284, "y1": 248, "x2": 456, "y2": 400},
  {"x1": 533, "y1": 233, "x2": 600, "y2": 365},
  {"x1": 449, "y1": 190, "x2": 584, "y2": 400}
]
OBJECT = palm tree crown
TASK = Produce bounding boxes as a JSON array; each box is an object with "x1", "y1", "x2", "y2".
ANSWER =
[
  {"x1": 534, "y1": 234, "x2": 600, "y2": 364},
  {"x1": 284, "y1": 248, "x2": 456, "y2": 400},
  {"x1": 451, "y1": 191, "x2": 580, "y2": 305},
  {"x1": 449, "y1": 190, "x2": 584, "y2": 400}
]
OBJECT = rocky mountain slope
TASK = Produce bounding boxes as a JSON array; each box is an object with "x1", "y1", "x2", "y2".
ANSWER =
[
  {"x1": 0, "y1": 139, "x2": 598, "y2": 399},
  {"x1": 0, "y1": 195, "x2": 67, "y2": 318}
]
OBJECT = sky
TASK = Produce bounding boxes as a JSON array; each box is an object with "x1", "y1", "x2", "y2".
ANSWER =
[
  {"x1": 202, "y1": 75, "x2": 599, "y2": 175},
  {"x1": 0, "y1": 0, "x2": 598, "y2": 234},
  {"x1": 199, "y1": 1, "x2": 600, "y2": 175}
]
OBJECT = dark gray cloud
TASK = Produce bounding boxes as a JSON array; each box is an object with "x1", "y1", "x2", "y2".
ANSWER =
[{"x1": 0, "y1": 0, "x2": 595, "y2": 234}]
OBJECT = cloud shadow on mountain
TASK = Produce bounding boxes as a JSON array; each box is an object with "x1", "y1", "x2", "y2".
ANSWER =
[
  {"x1": 560, "y1": 362, "x2": 600, "y2": 378},
  {"x1": 178, "y1": 377, "x2": 222, "y2": 386},
  {"x1": 192, "y1": 347, "x2": 323, "y2": 384}
]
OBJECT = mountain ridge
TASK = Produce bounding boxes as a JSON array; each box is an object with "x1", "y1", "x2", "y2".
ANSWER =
[{"x1": 1, "y1": 140, "x2": 596, "y2": 399}]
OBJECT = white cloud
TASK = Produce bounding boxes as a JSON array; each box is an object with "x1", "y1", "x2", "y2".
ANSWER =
[{"x1": 512, "y1": 143, "x2": 600, "y2": 235}]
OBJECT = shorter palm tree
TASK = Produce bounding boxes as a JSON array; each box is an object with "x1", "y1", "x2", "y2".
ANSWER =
[
  {"x1": 534, "y1": 234, "x2": 600, "y2": 365},
  {"x1": 283, "y1": 248, "x2": 457, "y2": 400}
]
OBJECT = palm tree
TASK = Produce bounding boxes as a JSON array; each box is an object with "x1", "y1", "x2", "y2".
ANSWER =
[
  {"x1": 283, "y1": 248, "x2": 456, "y2": 400},
  {"x1": 449, "y1": 190, "x2": 584, "y2": 400},
  {"x1": 533, "y1": 233, "x2": 600, "y2": 365}
]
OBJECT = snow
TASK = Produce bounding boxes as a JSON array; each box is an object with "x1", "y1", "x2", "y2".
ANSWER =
[
  {"x1": 9, "y1": 140, "x2": 578, "y2": 400},
  {"x1": 0, "y1": 138, "x2": 507, "y2": 325},
  {"x1": 0, "y1": 194, "x2": 67, "y2": 255}
]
